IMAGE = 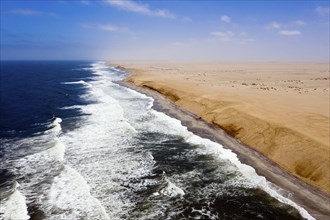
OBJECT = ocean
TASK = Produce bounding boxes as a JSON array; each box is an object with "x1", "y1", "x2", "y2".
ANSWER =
[{"x1": 0, "y1": 61, "x2": 313, "y2": 220}]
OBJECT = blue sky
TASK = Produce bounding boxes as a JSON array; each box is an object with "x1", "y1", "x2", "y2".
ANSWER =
[{"x1": 1, "y1": 0, "x2": 329, "y2": 61}]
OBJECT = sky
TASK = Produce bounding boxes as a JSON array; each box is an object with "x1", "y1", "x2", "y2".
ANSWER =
[{"x1": 0, "y1": 0, "x2": 329, "y2": 61}]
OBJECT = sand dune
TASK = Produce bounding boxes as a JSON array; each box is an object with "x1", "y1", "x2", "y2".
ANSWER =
[{"x1": 112, "y1": 61, "x2": 330, "y2": 194}]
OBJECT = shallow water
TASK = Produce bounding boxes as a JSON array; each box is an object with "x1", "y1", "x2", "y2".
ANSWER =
[{"x1": 0, "y1": 61, "x2": 312, "y2": 219}]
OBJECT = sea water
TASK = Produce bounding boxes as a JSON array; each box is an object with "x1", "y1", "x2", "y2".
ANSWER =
[{"x1": 0, "y1": 61, "x2": 313, "y2": 219}]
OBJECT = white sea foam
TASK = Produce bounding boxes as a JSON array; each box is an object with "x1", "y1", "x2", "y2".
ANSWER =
[
  {"x1": 54, "y1": 62, "x2": 153, "y2": 218},
  {"x1": 90, "y1": 62, "x2": 109, "y2": 76},
  {"x1": 72, "y1": 67, "x2": 93, "y2": 71},
  {"x1": 143, "y1": 110, "x2": 315, "y2": 219},
  {"x1": 11, "y1": 140, "x2": 65, "y2": 180},
  {"x1": 61, "y1": 80, "x2": 92, "y2": 87},
  {"x1": 152, "y1": 116, "x2": 313, "y2": 218},
  {"x1": 45, "y1": 117, "x2": 62, "y2": 135},
  {"x1": 160, "y1": 174, "x2": 185, "y2": 197},
  {"x1": 47, "y1": 165, "x2": 109, "y2": 220},
  {"x1": 149, "y1": 109, "x2": 191, "y2": 137},
  {"x1": 1, "y1": 61, "x2": 142, "y2": 220},
  {"x1": 46, "y1": 62, "x2": 138, "y2": 218},
  {"x1": 0, "y1": 118, "x2": 67, "y2": 218},
  {"x1": 59, "y1": 105, "x2": 83, "y2": 110},
  {"x1": 49, "y1": 139, "x2": 65, "y2": 162},
  {"x1": 53, "y1": 117, "x2": 62, "y2": 132},
  {"x1": 184, "y1": 134, "x2": 315, "y2": 219},
  {"x1": 191, "y1": 207, "x2": 218, "y2": 220},
  {"x1": 0, "y1": 182, "x2": 29, "y2": 220},
  {"x1": 89, "y1": 62, "x2": 127, "y2": 81}
]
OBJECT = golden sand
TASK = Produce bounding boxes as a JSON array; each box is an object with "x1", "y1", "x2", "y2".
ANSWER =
[{"x1": 113, "y1": 61, "x2": 330, "y2": 194}]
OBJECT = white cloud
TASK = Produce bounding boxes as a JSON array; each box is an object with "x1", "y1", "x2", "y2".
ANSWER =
[
  {"x1": 97, "y1": 24, "x2": 121, "y2": 32},
  {"x1": 239, "y1": 32, "x2": 247, "y2": 37},
  {"x1": 220, "y1": 15, "x2": 231, "y2": 23},
  {"x1": 278, "y1": 30, "x2": 301, "y2": 36},
  {"x1": 267, "y1": 21, "x2": 281, "y2": 29},
  {"x1": 10, "y1": 9, "x2": 42, "y2": 16},
  {"x1": 80, "y1": 23, "x2": 94, "y2": 29},
  {"x1": 316, "y1": 6, "x2": 330, "y2": 16},
  {"x1": 10, "y1": 9, "x2": 56, "y2": 17},
  {"x1": 181, "y1": 16, "x2": 192, "y2": 23},
  {"x1": 210, "y1": 31, "x2": 235, "y2": 40},
  {"x1": 294, "y1": 20, "x2": 306, "y2": 26},
  {"x1": 211, "y1": 31, "x2": 255, "y2": 43},
  {"x1": 81, "y1": 23, "x2": 131, "y2": 33},
  {"x1": 104, "y1": 0, "x2": 175, "y2": 18},
  {"x1": 81, "y1": 0, "x2": 91, "y2": 5}
]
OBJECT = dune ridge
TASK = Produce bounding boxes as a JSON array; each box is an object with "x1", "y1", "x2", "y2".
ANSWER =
[{"x1": 114, "y1": 61, "x2": 330, "y2": 194}]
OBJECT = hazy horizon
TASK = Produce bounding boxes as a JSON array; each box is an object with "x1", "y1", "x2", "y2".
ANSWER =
[{"x1": 1, "y1": 0, "x2": 329, "y2": 61}]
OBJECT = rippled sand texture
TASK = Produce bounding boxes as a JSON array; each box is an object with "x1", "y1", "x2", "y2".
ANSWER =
[{"x1": 114, "y1": 61, "x2": 330, "y2": 194}]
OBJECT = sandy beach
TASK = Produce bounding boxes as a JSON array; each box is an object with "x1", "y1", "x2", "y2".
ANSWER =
[{"x1": 111, "y1": 61, "x2": 330, "y2": 196}]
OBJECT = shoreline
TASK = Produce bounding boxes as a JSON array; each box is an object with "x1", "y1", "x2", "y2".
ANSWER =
[
  {"x1": 111, "y1": 61, "x2": 329, "y2": 196},
  {"x1": 118, "y1": 79, "x2": 330, "y2": 220}
]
